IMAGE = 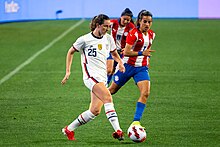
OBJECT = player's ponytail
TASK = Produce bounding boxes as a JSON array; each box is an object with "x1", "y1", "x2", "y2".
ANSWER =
[{"x1": 90, "y1": 15, "x2": 97, "y2": 31}]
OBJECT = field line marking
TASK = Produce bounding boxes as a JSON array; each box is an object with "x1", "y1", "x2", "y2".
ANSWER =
[{"x1": 0, "y1": 19, "x2": 85, "y2": 85}]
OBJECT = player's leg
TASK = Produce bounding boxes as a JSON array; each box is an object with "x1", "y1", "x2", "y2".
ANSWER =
[
  {"x1": 62, "y1": 102, "x2": 97, "y2": 141},
  {"x1": 62, "y1": 107, "x2": 96, "y2": 140},
  {"x1": 108, "y1": 63, "x2": 131, "y2": 94},
  {"x1": 66, "y1": 91, "x2": 103, "y2": 133},
  {"x1": 92, "y1": 82, "x2": 124, "y2": 140},
  {"x1": 108, "y1": 81, "x2": 121, "y2": 95},
  {"x1": 134, "y1": 80, "x2": 150, "y2": 121},
  {"x1": 107, "y1": 53, "x2": 114, "y2": 85},
  {"x1": 92, "y1": 82, "x2": 121, "y2": 130},
  {"x1": 131, "y1": 67, "x2": 150, "y2": 126},
  {"x1": 62, "y1": 79, "x2": 100, "y2": 140},
  {"x1": 89, "y1": 91, "x2": 103, "y2": 115}
]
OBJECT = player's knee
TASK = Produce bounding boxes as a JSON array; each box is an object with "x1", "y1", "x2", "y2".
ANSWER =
[
  {"x1": 108, "y1": 87, "x2": 117, "y2": 95},
  {"x1": 99, "y1": 91, "x2": 112, "y2": 103},
  {"x1": 141, "y1": 91, "x2": 150, "y2": 99},
  {"x1": 91, "y1": 108, "x2": 101, "y2": 116},
  {"x1": 104, "y1": 93, "x2": 112, "y2": 102},
  {"x1": 109, "y1": 84, "x2": 121, "y2": 95}
]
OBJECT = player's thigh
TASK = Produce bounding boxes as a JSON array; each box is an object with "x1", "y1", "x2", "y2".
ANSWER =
[
  {"x1": 92, "y1": 82, "x2": 112, "y2": 103},
  {"x1": 89, "y1": 91, "x2": 103, "y2": 115},
  {"x1": 113, "y1": 64, "x2": 133, "y2": 86},
  {"x1": 137, "y1": 80, "x2": 150, "y2": 95},
  {"x1": 108, "y1": 81, "x2": 121, "y2": 94}
]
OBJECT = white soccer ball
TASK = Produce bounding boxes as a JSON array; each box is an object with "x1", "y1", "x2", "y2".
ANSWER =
[{"x1": 127, "y1": 125, "x2": 147, "y2": 143}]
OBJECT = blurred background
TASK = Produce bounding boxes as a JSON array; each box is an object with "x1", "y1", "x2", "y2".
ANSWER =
[{"x1": 0, "y1": 0, "x2": 220, "y2": 23}]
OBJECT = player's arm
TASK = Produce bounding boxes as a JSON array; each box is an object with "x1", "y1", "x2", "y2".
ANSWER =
[
  {"x1": 123, "y1": 43, "x2": 136, "y2": 56},
  {"x1": 124, "y1": 44, "x2": 155, "y2": 57},
  {"x1": 123, "y1": 31, "x2": 143, "y2": 56},
  {"x1": 61, "y1": 46, "x2": 76, "y2": 85},
  {"x1": 111, "y1": 50, "x2": 125, "y2": 73}
]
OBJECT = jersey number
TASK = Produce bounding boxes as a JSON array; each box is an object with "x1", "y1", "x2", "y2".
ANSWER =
[
  {"x1": 88, "y1": 48, "x2": 97, "y2": 57},
  {"x1": 116, "y1": 35, "x2": 122, "y2": 40}
]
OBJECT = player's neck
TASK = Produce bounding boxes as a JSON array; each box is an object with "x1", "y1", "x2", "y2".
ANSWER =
[
  {"x1": 92, "y1": 30, "x2": 103, "y2": 39},
  {"x1": 140, "y1": 29, "x2": 147, "y2": 36}
]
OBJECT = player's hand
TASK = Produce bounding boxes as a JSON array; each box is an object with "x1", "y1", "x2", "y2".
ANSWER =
[
  {"x1": 143, "y1": 48, "x2": 155, "y2": 56},
  {"x1": 119, "y1": 63, "x2": 125, "y2": 73},
  {"x1": 121, "y1": 48, "x2": 125, "y2": 54},
  {"x1": 61, "y1": 72, "x2": 70, "y2": 85}
]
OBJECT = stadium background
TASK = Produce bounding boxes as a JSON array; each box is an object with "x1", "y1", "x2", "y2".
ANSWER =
[{"x1": 0, "y1": 0, "x2": 220, "y2": 22}]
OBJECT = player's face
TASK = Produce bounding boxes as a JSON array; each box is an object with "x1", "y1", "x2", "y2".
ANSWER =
[
  {"x1": 139, "y1": 16, "x2": 152, "y2": 33},
  {"x1": 99, "y1": 19, "x2": 111, "y2": 35},
  {"x1": 120, "y1": 15, "x2": 131, "y2": 26}
]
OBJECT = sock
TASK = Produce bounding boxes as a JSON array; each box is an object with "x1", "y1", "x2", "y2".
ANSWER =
[
  {"x1": 104, "y1": 103, "x2": 121, "y2": 131},
  {"x1": 133, "y1": 102, "x2": 146, "y2": 121},
  {"x1": 107, "y1": 74, "x2": 113, "y2": 85},
  {"x1": 67, "y1": 110, "x2": 96, "y2": 131}
]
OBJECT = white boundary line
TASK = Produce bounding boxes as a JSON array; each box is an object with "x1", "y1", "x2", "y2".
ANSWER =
[{"x1": 0, "y1": 19, "x2": 85, "y2": 85}]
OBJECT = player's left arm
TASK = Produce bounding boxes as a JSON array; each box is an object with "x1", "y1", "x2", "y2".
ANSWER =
[{"x1": 111, "y1": 50, "x2": 125, "y2": 73}]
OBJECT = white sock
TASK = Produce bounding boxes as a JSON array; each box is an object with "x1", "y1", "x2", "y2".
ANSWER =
[
  {"x1": 67, "y1": 110, "x2": 96, "y2": 131},
  {"x1": 104, "y1": 103, "x2": 121, "y2": 131}
]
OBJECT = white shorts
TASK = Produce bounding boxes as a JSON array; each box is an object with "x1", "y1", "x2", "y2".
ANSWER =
[{"x1": 83, "y1": 77, "x2": 107, "y2": 91}]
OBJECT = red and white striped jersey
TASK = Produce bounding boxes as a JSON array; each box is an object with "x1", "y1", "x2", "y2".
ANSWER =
[
  {"x1": 110, "y1": 19, "x2": 135, "y2": 51},
  {"x1": 123, "y1": 28, "x2": 155, "y2": 67}
]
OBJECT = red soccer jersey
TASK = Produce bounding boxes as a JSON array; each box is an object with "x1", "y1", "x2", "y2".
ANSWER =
[
  {"x1": 123, "y1": 28, "x2": 155, "y2": 67},
  {"x1": 110, "y1": 19, "x2": 135, "y2": 51}
]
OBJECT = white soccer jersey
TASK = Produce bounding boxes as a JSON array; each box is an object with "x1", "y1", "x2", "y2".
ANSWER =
[{"x1": 73, "y1": 32, "x2": 116, "y2": 83}]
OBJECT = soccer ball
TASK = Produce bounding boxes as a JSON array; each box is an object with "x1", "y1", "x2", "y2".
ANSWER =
[{"x1": 127, "y1": 125, "x2": 147, "y2": 143}]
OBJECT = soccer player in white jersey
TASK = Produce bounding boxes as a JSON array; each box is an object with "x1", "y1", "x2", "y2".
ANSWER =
[
  {"x1": 109, "y1": 10, "x2": 156, "y2": 128},
  {"x1": 61, "y1": 14, "x2": 125, "y2": 141},
  {"x1": 107, "y1": 8, "x2": 135, "y2": 85}
]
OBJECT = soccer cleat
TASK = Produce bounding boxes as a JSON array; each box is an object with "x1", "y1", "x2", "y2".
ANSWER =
[
  {"x1": 62, "y1": 126, "x2": 75, "y2": 141},
  {"x1": 112, "y1": 130, "x2": 124, "y2": 141},
  {"x1": 130, "y1": 121, "x2": 145, "y2": 130},
  {"x1": 131, "y1": 121, "x2": 141, "y2": 126}
]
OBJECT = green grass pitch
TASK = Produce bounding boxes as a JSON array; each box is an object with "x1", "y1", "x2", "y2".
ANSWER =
[{"x1": 0, "y1": 19, "x2": 219, "y2": 146}]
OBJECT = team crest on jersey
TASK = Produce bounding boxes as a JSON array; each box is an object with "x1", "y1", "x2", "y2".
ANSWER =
[{"x1": 98, "y1": 44, "x2": 102, "y2": 50}]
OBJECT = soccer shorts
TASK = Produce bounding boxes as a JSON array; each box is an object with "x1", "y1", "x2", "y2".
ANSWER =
[
  {"x1": 84, "y1": 77, "x2": 107, "y2": 91},
  {"x1": 113, "y1": 63, "x2": 150, "y2": 87},
  {"x1": 107, "y1": 52, "x2": 113, "y2": 60}
]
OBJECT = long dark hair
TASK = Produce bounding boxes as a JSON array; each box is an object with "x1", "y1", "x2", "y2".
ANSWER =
[
  {"x1": 90, "y1": 14, "x2": 110, "y2": 31},
  {"x1": 136, "y1": 10, "x2": 153, "y2": 28}
]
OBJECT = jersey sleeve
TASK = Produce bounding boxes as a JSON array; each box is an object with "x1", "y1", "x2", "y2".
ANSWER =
[
  {"x1": 153, "y1": 32, "x2": 156, "y2": 40},
  {"x1": 126, "y1": 29, "x2": 137, "y2": 45},
  {"x1": 148, "y1": 30, "x2": 156, "y2": 45},
  {"x1": 72, "y1": 36, "x2": 85, "y2": 51},
  {"x1": 107, "y1": 34, "x2": 116, "y2": 52}
]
